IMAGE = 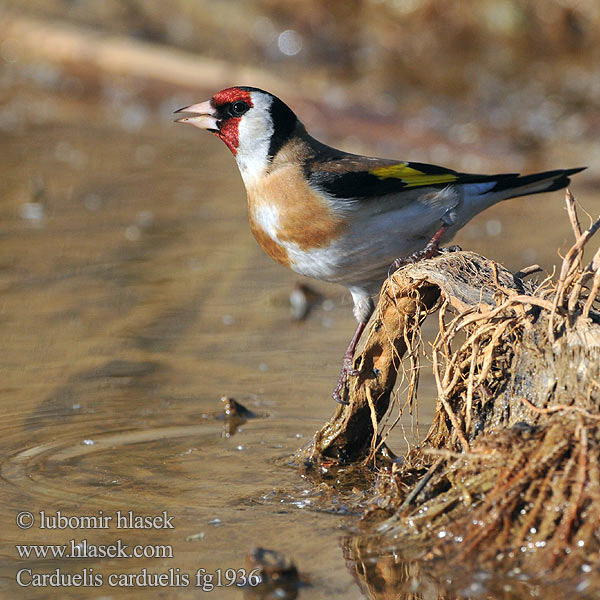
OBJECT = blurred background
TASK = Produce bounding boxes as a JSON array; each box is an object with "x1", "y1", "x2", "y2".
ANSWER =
[
  {"x1": 1, "y1": 2, "x2": 599, "y2": 598},
  {"x1": 3, "y1": 0, "x2": 600, "y2": 165}
]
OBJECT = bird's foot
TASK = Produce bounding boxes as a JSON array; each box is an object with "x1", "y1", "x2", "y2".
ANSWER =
[
  {"x1": 388, "y1": 220, "x2": 455, "y2": 276},
  {"x1": 388, "y1": 244, "x2": 440, "y2": 275},
  {"x1": 440, "y1": 244, "x2": 462, "y2": 253},
  {"x1": 332, "y1": 355, "x2": 359, "y2": 405},
  {"x1": 332, "y1": 321, "x2": 367, "y2": 404}
]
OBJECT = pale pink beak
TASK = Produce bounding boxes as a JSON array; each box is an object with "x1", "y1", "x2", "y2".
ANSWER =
[{"x1": 174, "y1": 100, "x2": 219, "y2": 131}]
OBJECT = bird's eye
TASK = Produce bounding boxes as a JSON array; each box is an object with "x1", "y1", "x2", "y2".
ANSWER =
[{"x1": 230, "y1": 101, "x2": 249, "y2": 117}]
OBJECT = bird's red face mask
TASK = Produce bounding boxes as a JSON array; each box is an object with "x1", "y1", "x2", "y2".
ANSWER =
[{"x1": 174, "y1": 88, "x2": 253, "y2": 155}]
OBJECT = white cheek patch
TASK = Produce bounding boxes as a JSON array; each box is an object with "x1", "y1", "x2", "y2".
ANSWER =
[{"x1": 236, "y1": 93, "x2": 274, "y2": 185}]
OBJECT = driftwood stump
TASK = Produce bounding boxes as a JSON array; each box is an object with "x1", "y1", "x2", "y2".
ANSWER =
[
  {"x1": 297, "y1": 193, "x2": 600, "y2": 587},
  {"x1": 299, "y1": 250, "x2": 527, "y2": 463}
]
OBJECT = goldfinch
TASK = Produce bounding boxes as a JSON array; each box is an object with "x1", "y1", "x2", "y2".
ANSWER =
[{"x1": 175, "y1": 86, "x2": 584, "y2": 403}]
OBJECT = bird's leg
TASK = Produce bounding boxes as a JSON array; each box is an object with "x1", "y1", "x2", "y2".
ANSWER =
[
  {"x1": 388, "y1": 209, "x2": 457, "y2": 275},
  {"x1": 333, "y1": 320, "x2": 367, "y2": 404}
]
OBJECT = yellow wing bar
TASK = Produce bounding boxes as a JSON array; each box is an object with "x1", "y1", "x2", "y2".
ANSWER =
[{"x1": 370, "y1": 163, "x2": 458, "y2": 187}]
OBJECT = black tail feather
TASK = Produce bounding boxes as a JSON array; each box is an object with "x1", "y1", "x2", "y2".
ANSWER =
[{"x1": 491, "y1": 167, "x2": 586, "y2": 199}]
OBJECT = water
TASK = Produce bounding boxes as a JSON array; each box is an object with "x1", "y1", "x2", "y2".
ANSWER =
[{"x1": 0, "y1": 75, "x2": 596, "y2": 598}]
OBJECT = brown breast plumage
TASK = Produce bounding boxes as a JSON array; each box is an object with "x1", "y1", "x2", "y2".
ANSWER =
[{"x1": 246, "y1": 162, "x2": 347, "y2": 269}]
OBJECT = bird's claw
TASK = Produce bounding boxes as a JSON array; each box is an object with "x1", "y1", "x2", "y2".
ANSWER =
[
  {"x1": 388, "y1": 221, "x2": 454, "y2": 277},
  {"x1": 388, "y1": 245, "x2": 436, "y2": 276},
  {"x1": 440, "y1": 244, "x2": 462, "y2": 253},
  {"x1": 332, "y1": 357, "x2": 359, "y2": 404}
]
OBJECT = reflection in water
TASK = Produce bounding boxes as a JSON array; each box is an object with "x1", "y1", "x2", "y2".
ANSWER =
[
  {"x1": 341, "y1": 535, "x2": 595, "y2": 600},
  {"x1": 243, "y1": 547, "x2": 301, "y2": 600},
  {"x1": 1, "y1": 20, "x2": 597, "y2": 594},
  {"x1": 220, "y1": 396, "x2": 260, "y2": 438},
  {"x1": 343, "y1": 544, "x2": 445, "y2": 600}
]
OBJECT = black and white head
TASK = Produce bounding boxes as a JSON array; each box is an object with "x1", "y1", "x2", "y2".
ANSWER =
[{"x1": 175, "y1": 86, "x2": 299, "y2": 183}]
